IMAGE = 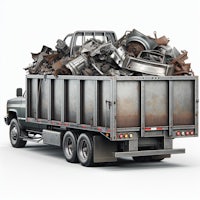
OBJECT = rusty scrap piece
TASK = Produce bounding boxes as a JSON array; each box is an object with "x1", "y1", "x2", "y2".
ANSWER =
[
  {"x1": 43, "y1": 53, "x2": 61, "y2": 65},
  {"x1": 173, "y1": 63, "x2": 191, "y2": 75},
  {"x1": 155, "y1": 36, "x2": 169, "y2": 46},
  {"x1": 171, "y1": 50, "x2": 191, "y2": 75},
  {"x1": 30, "y1": 45, "x2": 52, "y2": 72},
  {"x1": 56, "y1": 39, "x2": 70, "y2": 56},
  {"x1": 52, "y1": 57, "x2": 72, "y2": 76},
  {"x1": 25, "y1": 42, "x2": 71, "y2": 75},
  {"x1": 115, "y1": 31, "x2": 131, "y2": 48},
  {"x1": 82, "y1": 68, "x2": 93, "y2": 76},
  {"x1": 126, "y1": 41, "x2": 145, "y2": 57},
  {"x1": 126, "y1": 29, "x2": 158, "y2": 51},
  {"x1": 171, "y1": 50, "x2": 188, "y2": 65},
  {"x1": 101, "y1": 63, "x2": 111, "y2": 73},
  {"x1": 153, "y1": 31, "x2": 169, "y2": 46},
  {"x1": 53, "y1": 66, "x2": 72, "y2": 77},
  {"x1": 30, "y1": 52, "x2": 48, "y2": 74}
]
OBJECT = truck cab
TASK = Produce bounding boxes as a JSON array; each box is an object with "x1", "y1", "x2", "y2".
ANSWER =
[{"x1": 4, "y1": 88, "x2": 25, "y2": 126}]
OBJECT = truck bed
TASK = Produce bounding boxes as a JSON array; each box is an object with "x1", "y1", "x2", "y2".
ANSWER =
[{"x1": 26, "y1": 75, "x2": 198, "y2": 141}]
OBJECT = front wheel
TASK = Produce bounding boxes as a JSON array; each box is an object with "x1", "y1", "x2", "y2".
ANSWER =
[
  {"x1": 9, "y1": 119, "x2": 27, "y2": 148},
  {"x1": 77, "y1": 133, "x2": 93, "y2": 167}
]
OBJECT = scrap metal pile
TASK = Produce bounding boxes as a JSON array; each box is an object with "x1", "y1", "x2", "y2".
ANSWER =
[{"x1": 25, "y1": 29, "x2": 193, "y2": 76}]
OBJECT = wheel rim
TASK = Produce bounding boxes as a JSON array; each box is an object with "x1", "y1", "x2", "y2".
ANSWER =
[
  {"x1": 65, "y1": 137, "x2": 73, "y2": 156},
  {"x1": 80, "y1": 139, "x2": 88, "y2": 160},
  {"x1": 10, "y1": 126, "x2": 18, "y2": 144}
]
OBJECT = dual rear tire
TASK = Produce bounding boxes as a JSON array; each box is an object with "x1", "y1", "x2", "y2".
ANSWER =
[{"x1": 62, "y1": 131, "x2": 93, "y2": 167}]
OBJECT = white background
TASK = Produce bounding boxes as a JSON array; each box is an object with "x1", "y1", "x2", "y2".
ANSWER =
[{"x1": 0, "y1": 0, "x2": 200, "y2": 200}]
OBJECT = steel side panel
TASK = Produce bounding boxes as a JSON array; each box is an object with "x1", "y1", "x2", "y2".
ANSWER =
[
  {"x1": 53, "y1": 79, "x2": 62, "y2": 121},
  {"x1": 30, "y1": 78, "x2": 38, "y2": 118},
  {"x1": 173, "y1": 80, "x2": 195, "y2": 125},
  {"x1": 68, "y1": 80, "x2": 77, "y2": 123},
  {"x1": 116, "y1": 80, "x2": 140, "y2": 127},
  {"x1": 195, "y1": 78, "x2": 199, "y2": 135},
  {"x1": 145, "y1": 81, "x2": 168, "y2": 126},
  {"x1": 82, "y1": 80, "x2": 95, "y2": 125},
  {"x1": 168, "y1": 81, "x2": 173, "y2": 136},
  {"x1": 99, "y1": 80, "x2": 111, "y2": 127},
  {"x1": 40, "y1": 79, "x2": 49, "y2": 119},
  {"x1": 26, "y1": 78, "x2": 31, "y2": 118},
  {"x1": 47, "y1": 79, "x2": 52, "y2": 120}
]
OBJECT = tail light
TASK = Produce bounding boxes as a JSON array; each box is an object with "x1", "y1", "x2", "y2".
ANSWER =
[
  {"x1": 190, "y1": 131, "x2": 194, "y2": 135},
  {"x1": 176, "y1": 131, "x2": 181, "y2": 136},
  {"x1": 118, "y1": 133, "x2": 134, "y2": 139},
  {"x1": 129, "y1": 133, "x2": 133, "y2": 138},
  {"x1": 176, "y1": 130, "x2": 195, "y2": 137},
  {"x1": 181, "y1": 131, "x2": 185, "y2": 136},
  {"x1": 105, "y1": 133, "x2": 110, "y2": 138}
]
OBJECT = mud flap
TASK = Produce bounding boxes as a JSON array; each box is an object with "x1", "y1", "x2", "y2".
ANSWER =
[{"x1": 93, "y1": 135, "x2": 117, "y2": 163}]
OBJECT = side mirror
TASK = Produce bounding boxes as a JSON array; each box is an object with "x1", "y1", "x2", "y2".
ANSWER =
[{"x1": 16, "y1": 88, "x2": 22, "y2": 97}]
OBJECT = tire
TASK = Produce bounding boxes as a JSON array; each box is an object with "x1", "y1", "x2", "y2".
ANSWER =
[
  {"x1": 9, "y1": 118, "x2": 27, "y2": 148},
  {"x1": 77, "y1": 133, "x2": 93, "y2": 167},
  {"x1": 62, "y1": 131, "x2": 78, "y2": 163}
]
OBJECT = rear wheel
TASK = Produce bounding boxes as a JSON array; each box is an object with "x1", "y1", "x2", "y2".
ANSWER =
[
  {"x1": 77, "y1": 133, "x2": 93, "y2": 167},
  {"x1": 62, "y1": 131, "x2": 78, "y2": 163},
  {"x1": 9, "y1": 119, "x2": 27, "y2": 148}
]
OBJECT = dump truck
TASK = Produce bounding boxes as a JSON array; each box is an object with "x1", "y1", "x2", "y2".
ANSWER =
[{"x1": 4, "y1": 30, "x2": 199, "y2": 166}]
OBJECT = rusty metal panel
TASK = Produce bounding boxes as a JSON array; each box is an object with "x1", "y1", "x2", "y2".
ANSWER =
[
  {"x1": 173, "y1": 80, "x2": 194, "y2": 125},
  {"x1": 29, "y1": 78, "x2": 37, "y2": 118},
  {"x1": 39, "y1": 79, "x2": 49, "y2": 119},
  {"x1": 97, "y1": 80, "x2": 111, "y2": 127},
  {"x1": 67, "y1": 80, "x2": 77, "y2": 123},
  {"x1": 82, "y1": 80, "x2": 95, "y2": 125},
  {"x1": 145, "y1": 81, "x2": 168, "y2": 126},
  {"x1": 116, "y1": 80, "x2": 140, "y2": 128},
  {"x1": 52, "y1": 79, "x2": 62, "y2": 121}
]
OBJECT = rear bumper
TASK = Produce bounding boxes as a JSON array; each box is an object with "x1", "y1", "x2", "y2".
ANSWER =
[{"x1": 115, "y1": 148, "x2": 185, "y2": 158}]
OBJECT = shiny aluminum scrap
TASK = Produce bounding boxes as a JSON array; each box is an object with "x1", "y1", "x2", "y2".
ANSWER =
[
  {"x1": 25, "y1": 29, "x2": 194, "y2": 76},
  {"x1": 122, "y1": 50, "x2": 174, "y2": 76}
]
